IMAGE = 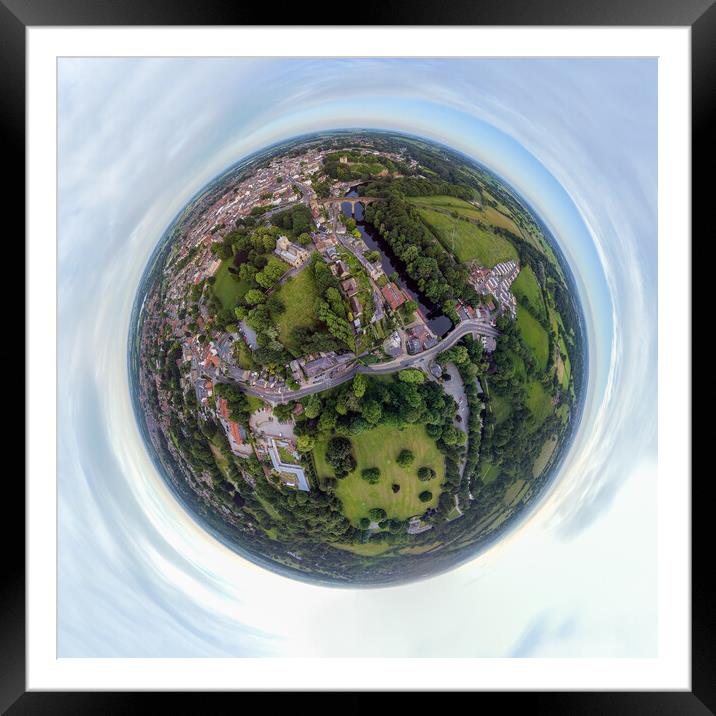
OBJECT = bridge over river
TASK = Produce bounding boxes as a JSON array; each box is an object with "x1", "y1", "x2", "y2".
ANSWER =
[{"x1": 319, "y1": 196, "x2": 381, "y2": 214}]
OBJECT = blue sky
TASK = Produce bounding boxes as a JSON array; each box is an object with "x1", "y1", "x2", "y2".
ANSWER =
[{"x1": 57, "y1": 58, "x2": 657, "y2": 657}]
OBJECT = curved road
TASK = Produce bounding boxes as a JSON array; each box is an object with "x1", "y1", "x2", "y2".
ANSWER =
[
  {"x1": 360, "y1": 319, "x2": 497, "y2": 375},
  {"x1": 241, "y1": 318, "x2": 497, "y2": 404}
]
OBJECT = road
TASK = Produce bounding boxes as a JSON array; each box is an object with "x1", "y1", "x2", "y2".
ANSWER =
[
  {"x1": 360, "y1": 319, "x2": 497, "y2": 375},
  {"x1": 241, "y1": 317, "x2": 497, "y2": 404}
]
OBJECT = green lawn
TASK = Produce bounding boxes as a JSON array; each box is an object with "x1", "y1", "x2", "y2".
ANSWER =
[
  {"x1": 516, "y1": 305, "x2": 549, "y2": 370},
  {"x1": 272, "y1": 266, "x2": 320, "y2": 352},
  {"x1": 417, "y1": 208, "x2": 518, "y2": 267},
  {"x1": 213, "y1": 259, "x2": 250, "y2": 310},
  {"x1": 512, "y1": 266, "x2": 546, "y2": 319},
  {"x1": 314, "y1": 424, "x2": 445, "y2": 525}
]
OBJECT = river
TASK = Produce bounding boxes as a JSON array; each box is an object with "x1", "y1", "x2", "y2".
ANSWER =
[{"x1": 341, "y1": 188, "x2": 454, "y2": 337}]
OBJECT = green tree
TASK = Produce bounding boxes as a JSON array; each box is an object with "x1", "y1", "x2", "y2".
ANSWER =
[
  {"x1": 296, "y1": 435, "x2": 315, "y2": 453},
  {"x1": 397, "y1": 449, "x2": 414, "y2": 467},
  {"x1": 303, "y1": 394, "x2": 322, "y2": 419},
  {"x1": 361, "y1": 467, "x2": 381, "y2": 484},
  {"x1": 352, "y1": 373, "x2": 367, "y2": 398},
  {"x1": 244, "y1": 288, "x2": 265, "y2": 306},
  {"x1": 398, "y1": 368, "x2": 425, "y2": 384},
  {"x1": 325, "y1": 436, "x2": 356, "y2": 478},
  {"x1": 418, "y1": 466, "x2": 435, "y2": 481}
]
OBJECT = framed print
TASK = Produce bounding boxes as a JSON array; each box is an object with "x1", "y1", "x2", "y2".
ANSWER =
[{"x1": 12, "y1": 0, "x2": 708, "y2": 710}]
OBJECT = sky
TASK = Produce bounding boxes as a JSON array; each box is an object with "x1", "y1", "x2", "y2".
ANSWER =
[{"x1": 57, "y1": 58, "x2": 657, "y2": 658}]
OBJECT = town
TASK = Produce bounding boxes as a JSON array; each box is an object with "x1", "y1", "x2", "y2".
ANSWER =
[
  {"x1": 133, "y1": 129, "x2": 582, "y2": 584},
  {"x1": 138, "y1": 140, "x2": 523, "y2": 499}
]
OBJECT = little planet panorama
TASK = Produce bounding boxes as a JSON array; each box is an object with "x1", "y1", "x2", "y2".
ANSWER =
[{"x1": 130, "y1": 130, "x2": 587, "y2": 586}]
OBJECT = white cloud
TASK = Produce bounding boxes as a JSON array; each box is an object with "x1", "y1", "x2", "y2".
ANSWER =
[{"x1": 57, "y1": 58, "x2": 657, "y2": 657}]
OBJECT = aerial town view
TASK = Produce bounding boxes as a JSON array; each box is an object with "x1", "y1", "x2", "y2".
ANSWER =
[{"x1": 129, "y1": 130, "x2": 585, "y2": 585}]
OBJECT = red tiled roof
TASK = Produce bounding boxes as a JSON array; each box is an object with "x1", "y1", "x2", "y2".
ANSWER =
[
  {"x1": 381, "y1": 282, "x2": 406, "y2": 311},
  {"x1": 217, "y1": 396, "x2": 230, "y2": 420},
  {"x1": 229, "y1": 422, "x2": 243, "y2": 445}
]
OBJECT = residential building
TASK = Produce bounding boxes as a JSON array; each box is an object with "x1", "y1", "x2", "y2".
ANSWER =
[
  {"x1": 381, "y1": 282, "x2": 407, "y2": 311},
  {"x1": 350, "y1": 295, "x2": 363, "y2": 316}
]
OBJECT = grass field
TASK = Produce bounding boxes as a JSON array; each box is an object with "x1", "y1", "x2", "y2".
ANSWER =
[
  {"x1": 513, "y1": 266, "x2": 546, "y2": 319},
  {"x1": 416, "y1": 207, "x2": 518, "y2": 267},
  {"x1": 516, "y1": 305, "x2": 549, "y2": 370},
  {"x1": 314, "y1": 423, "x2": 445, "y2": 525},
  {"x1": 398, "y1": 543, "x2": 441, "y2": 555},
  {"x1": 483, "y1": 206, "x2": 523, "y2": 236},
  {"x1": 557, "y1": 336, "x2": 571, "y2": 390},
  {"x1": 209, "y1": 439, "x2": 231, "y2": 479},
  {"x1": 273, "y1": 266, "x2": 320, "y2": 352},
  {"x1": 503, "y1": 478, "x2": 527, "y2": 506},
  {"x1": 213, "y1": 259, "x2": 250, "y2": 310},
  {"x1": 525, "y1": 380, "x2": 553, "y2": 430},
  {"x1": 532, "y1": 437, "x2": 558, "y2": 478},
  {"x1": 246, "y1": 394, "x2": 265, "y2": 412},
  {"x1": 332, "y1": 541, "x2": 393, "y2": 556},
  {"x1": 408, "y1": 194, "x2": 483, "y2": 219},
  {"x1": 479, "y1": 459, "x2": 500, "y2": 485},
  {"x1": 409, "y1": 196, "x2": 523, "y2": 236},
  {"x1": 491, "y1": 392, "x2": 513, "y2": 425}
]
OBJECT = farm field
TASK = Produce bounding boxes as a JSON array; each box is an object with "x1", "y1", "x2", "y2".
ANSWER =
[
  {"x1": 314, "y1": 423, "x2": 445, "y2": 525},
  {"x1": 408, "y1": 194, "x2": 483, "y2": 218},
  {"x1": 513, "y1": 265, "x2": 546, "y2": 319},
  {"x1": 409, "y1": 195, "x2": 524, "y2": 236},
  {"x1": 332, "y1": 541, "x2": 393, "y2": 556},
  {"x1": 516, "y1": 305, "x2": 550, "y2": 370},
  {"x1": 525, "y1": 380, "x2": 553, "y2": 430},
  {"x1": 416, "y1": 207, "x2": 518, "y2": 266},
  {"x1": 555, "y1": 335, "x2": 572, "y2": 390},
  {"x1": 532, "y1": 437, "x2": 558, "y2": 478}
]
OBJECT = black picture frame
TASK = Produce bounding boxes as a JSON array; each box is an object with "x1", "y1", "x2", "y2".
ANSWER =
[{"x1": 8, "y1": 0, "x2": 705, "y2": 711}]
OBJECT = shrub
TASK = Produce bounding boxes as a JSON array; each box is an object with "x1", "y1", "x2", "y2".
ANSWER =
[
  {"x1": 418, "y1": 491, "x2": 433, "y2": 503},
  {"x1": 359, "y1": 517, "x2": 371, "y2": 529},
  {"x1": 369, "y1": 507, "x2": 387, "y2": 521},
  {"x1": 391, "y1": 483, "x2": 400, "y2": 493}
]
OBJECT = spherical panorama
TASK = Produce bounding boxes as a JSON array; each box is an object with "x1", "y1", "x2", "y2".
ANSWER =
[{"x1": 130, "y1": 129, "x2": 586, "y2": 586}]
